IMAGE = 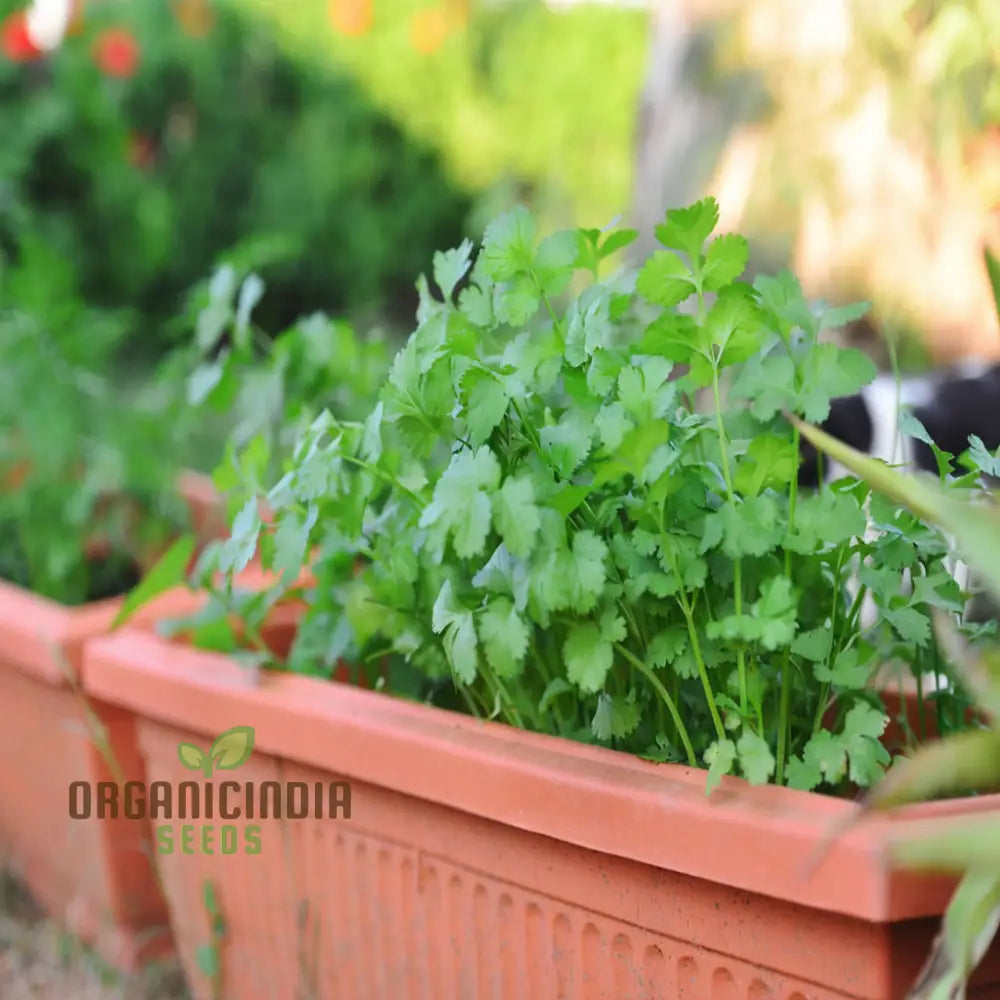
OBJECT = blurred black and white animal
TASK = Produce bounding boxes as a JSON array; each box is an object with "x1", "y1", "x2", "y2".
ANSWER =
[{"x1": 797, "y1": 358, "x2": 1000, "y2": 630}]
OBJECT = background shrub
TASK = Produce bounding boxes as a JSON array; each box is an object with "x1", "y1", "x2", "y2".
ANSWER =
[{"x1": 0, "y1": 0, "x2": 474, "y2": 359}]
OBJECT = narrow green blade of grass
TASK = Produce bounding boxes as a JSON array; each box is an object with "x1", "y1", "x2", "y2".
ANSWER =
[
  {"x1": 112, "y1": 533, "x2": 196, "y2": 630},
  {"x1": 985, "y1": 246, "x2": 1000, "y2": 329}
]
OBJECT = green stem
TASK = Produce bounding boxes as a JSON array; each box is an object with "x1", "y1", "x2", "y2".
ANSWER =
[
  {"x1": 710, "y1": 368, "x2": 749, "y2": 717},
  {"x1": 775, "y1": 425, "x2": 800, "y2": 785},
  {"x1": 615, "y1": 643, "x2": 696, "y2": 766},
  {"x1": 338, "y1": 454, "x2": 424, "y2": 504},
  {"x1": 811, "y1": 547, "x2": 846, "y2": 737},
  {"x1": 658, "y1": 519, "x2": 726, "y2": 744}
]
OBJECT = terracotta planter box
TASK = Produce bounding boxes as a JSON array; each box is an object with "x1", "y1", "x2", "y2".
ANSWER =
[
  {"x1": 81, "y1": 631, "x2": 1000, "y2": 1000},
  {"x1": 0, "y1": 471, "x2": 229, "y2": 970}
]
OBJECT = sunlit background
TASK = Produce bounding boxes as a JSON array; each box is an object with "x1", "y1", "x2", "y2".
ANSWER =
[{"x1": 3, "y1": 0, "x2": 998, "y2": 368}]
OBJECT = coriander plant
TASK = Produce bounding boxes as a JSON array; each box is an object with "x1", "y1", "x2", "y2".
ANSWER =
[
  {"x1": 184, "y1": 198, "x2": 987, "y2": 794},
  {"x1": 178, "y1": 265, "x2": 391, "y2": 505}
]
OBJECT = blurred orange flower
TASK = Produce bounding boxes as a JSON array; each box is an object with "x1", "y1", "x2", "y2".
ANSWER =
[
  {"x1": 172, "y1": 0, "x2": 213, "y2": 39},
  {"x1": 410, "y1": 1, "x2": 468, "y2": 54},
  {"x1": 410, "y1": 4, "x2": 447, "y2": 53},
  {"x1": 328, "y1": 0, "x2": 372, "y2": 37},
  {"x1": 92, "y1": 26, "x2": 139, "y2": 78},
  {"x1": 1, "y1": 9, "x2": 43, "y2": 61}
]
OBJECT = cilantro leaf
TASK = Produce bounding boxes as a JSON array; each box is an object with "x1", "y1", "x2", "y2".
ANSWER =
[
  {"x1": 841, "y1": 702, "x2": 891, "y2": 785},
  {"x1": 463, "y1": 370, "x2": 510, "y2": 447},
  {"x1": 433, "y1": 239, "x2": 474, "y2": 301},
  {"x1": 737, "y1": 729, "x2": 776, "y2": 785},
  {"x1": 540, "y1": 413, "x2": 593, "y2": 479},
  {"x1": 431, "y1": 581, "x2": 479, "y2": 684},
  {"x1": 968, "y1": 435, "x2": 1000, "y2": 478},
  {"x1": 419, "y1": 447, "x2": 502, "y2": 559},
  {"x1": 654, "y1": 197, "x2": 719, "y2": 259},
  {"x1": 635, "y1": 251, "x2": 695, "y2": 308},
  {"x1": 491, "y1": 475, "x2": 541, "y2": 559},
  {"x1": 704, "y1": 738, "x2": 736, "y2": 793},
  {"x1": 479, "y1": 598, "x2": 530, "y2": 679},
  {"x1": 565, "y1": 622, "x2": 614, "y2": 693},
  {"x1": 481, "y1": 207, "x2": 536, "y2": 281},
  {"x1": 702, "y1": 233, "x2": 749, "y2": 291},
  {"x1": 591, "y1": 692, "x2": 642, "y2": 741}
]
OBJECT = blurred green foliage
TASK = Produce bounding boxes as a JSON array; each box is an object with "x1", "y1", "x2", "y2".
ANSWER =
[
  {"x1": 239, "y1": 0, "x2": 650, "y2": 236},
  {"x1": 0, "y1": 233, "x2": 194, "y2": 603},
  {"x1": 0, "y1": 0, "x2": 473, "y2": 355}
]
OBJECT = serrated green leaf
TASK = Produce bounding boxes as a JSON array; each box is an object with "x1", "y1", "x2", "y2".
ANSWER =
[
  {"x1": 635, "y1": 250, "x2": 695, "y2": 308},
  {"x1": 481, "y1": 207, "x2": 536, "y2": 281},
  {"x1": 479, "y1": 598, "x2": 530, "y2": 679},
  {"x1": 564, "y1": 622, "x2": 614, "y2": 693},
  {"x1": 702, "y1": 233, "x2": 749, "y2": 291},
  {"x1": 705, "y1": 738, "x2": 736, "y2": 793},
  {"x1": 737, "y1": 729, "x2": 776, "y2": 785},
  {"x1": 491, "y1": 475, "x2": 540, "y2": 559},
  {"x1": 433, "y1": 239, "x2": 474, "y2": 301},
  {"x1": 654, "y1": 197, "x2": 719, "y2": 258},
  {"x1": 591, "y1": 692, "x2": 641, "y2": 741}
]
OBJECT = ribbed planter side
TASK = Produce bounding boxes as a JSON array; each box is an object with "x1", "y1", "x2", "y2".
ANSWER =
[{"x1": 82, "y1": 629, "x2": 1000, "y2": 1000}]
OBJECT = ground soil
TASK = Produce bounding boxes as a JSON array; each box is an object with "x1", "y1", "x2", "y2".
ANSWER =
[{"x1": 0, "y1": 867, "x2": 189, "y2": 1000}]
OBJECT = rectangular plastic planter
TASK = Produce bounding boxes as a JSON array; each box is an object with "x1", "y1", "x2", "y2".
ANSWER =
[
  {"x1": 81, "y1": 628, "x2": 1000, "y2": 1000},
  {"x1": 0, "y1": 472, "x2": 226, "y2": 970}
]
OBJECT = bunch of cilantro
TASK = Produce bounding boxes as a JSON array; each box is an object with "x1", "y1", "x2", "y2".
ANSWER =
[{"x1": 184, "y1": 197, "x2": 989, "y2": 794}]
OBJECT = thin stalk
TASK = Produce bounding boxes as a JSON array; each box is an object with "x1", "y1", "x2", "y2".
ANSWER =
[
  {"x1": 615, "y1": 643, "x2": 696, "y2": 766},
  {"x1": 710, "y1": 368, "x2": 749, "y2": 716},
  {"x1": 775, "y1": 424, "x2": 800, "y2": 784},
  {"x1": 658, "y1": 508, "x2": 726, "y2": 742},
  {"x1": 338, "y1": 454, "x2": 424, "y2": 504},
  {"x1": 811, "y1": 547, "x2": 847, "y2": 736}
]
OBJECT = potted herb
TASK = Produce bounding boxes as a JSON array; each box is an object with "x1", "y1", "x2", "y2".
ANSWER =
[{"x1": 86, "y1": 200, "x2": 1000, "y2": 998}]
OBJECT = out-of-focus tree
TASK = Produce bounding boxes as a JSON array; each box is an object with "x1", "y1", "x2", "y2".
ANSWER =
[{"x1": 634, "y1": 0, "x2": 1000, "y2": 363}]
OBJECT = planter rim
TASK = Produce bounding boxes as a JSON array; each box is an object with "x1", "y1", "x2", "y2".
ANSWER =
[{"x1": 82, "y1": 627, "x2": 1000, "y2": 925}]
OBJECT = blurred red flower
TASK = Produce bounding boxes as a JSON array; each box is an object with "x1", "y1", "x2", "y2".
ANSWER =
[
  {"x1": 328, "y1": 0, "x2": 372, "y2": 37},
  {"x1": 1, "y1": 10, "x2": 43, "y2": 61},
  {"x1": 92, "y1": 26, "x2": 139, "y2": 78}
]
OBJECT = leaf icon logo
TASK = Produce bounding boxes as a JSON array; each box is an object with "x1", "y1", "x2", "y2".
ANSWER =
[
  {"x1": 177, "y1": 742, "x2": 208, "y2": 774},
  {"x1": 177, "y1": 726, "x2": 256, "y2": 778}
]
